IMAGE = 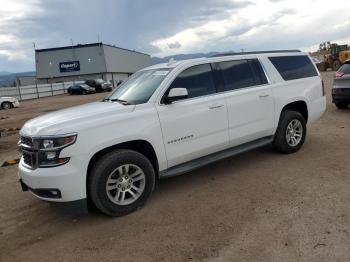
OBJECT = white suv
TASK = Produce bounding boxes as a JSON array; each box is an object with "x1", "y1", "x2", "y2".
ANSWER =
[
  {"x1": 18, "y1": 51, "x2": 326, "y2": 216},
  {"x1": 1, "y1": 97, "x2": 20, "y2": 109}
]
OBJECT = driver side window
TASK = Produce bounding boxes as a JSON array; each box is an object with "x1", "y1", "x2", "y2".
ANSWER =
[{"x1": 168, "y1": 63, "x2": 216, "y2": 99}]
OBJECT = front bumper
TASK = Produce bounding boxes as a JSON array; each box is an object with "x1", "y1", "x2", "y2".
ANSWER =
[
  {"x1": 18, "y1": 157, "x2": 86, "y2": 202},
  {"x1": 12, "y1": 101, "x2": 20, "y2": 108},
  {"x1": 20, "y1": 179, "x2": 88, "y2": 214},
  {"x1": 332, "y1": 88, "x2": 350, "y2": 103}
]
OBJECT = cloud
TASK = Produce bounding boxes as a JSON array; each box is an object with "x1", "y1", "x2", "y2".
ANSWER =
[
  {"x1": 0, "y1": 0, "x2": 350, "y2": 71},
  {"x1": 167, "y1": 42, "x2": 182, "y2": 49}
]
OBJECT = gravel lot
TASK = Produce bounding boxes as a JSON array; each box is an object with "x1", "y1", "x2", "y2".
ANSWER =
[{"x1": 1, "y1": 72, "x2": 350, "y2": 262}]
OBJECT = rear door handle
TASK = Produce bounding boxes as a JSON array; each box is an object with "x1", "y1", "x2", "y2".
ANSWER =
[{"x1": 209, "y1": 104, "x2": 224, "y2": 109}]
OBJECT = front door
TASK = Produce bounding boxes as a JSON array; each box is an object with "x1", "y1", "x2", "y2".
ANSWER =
[{"x1": 156, "y1": 63, "x2": 229, "y2": 167}]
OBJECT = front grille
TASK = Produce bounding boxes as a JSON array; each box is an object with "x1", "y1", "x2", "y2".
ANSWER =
[
  {"x1": 20, "y1": 136, "x2": 37, "y2": 169},
  {"x1": 23, "y1": 151, "x2": 33, "y2": 166},
  {"x1": 21, "y1": 136, "x2": 33, "y2": 147}
]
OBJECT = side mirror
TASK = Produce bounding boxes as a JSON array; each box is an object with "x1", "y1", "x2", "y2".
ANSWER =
[{"x1": 165, "y1": 87, "x2": 188, "y2": 103}]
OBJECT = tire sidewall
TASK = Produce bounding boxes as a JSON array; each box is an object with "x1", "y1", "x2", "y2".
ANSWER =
[
  {"x1": 274, "y1": 111, "x2": 307, "y2": 153},
  {"x1": 89, "y1": 150, "x2": 155, "y2": 216}
]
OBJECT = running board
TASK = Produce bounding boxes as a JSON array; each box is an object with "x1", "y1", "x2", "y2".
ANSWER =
[{"x1": 159, "y1": 136, "x2": 274, "y2": 179}]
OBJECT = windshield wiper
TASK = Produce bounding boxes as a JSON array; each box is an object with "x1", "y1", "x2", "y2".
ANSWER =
[{"x1": 104, "y1": 98, "x2": 132, "y2": 105}]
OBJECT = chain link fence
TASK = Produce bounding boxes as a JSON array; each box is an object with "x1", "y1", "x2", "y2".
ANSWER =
[{"x1": 0, "y1": 81, "x2": 84, "y2": 101}]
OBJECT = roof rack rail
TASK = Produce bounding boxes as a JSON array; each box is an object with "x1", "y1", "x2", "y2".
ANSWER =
[{"x1": 211, "y1": 50, "x2": 301, "y2": 57}]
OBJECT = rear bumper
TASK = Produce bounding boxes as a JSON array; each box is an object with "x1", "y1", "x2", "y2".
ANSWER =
[
  {"x1": 332, "y1": 88, "x2": 350, "y2": 103},
  {"x1": 12, "y1": 101, "x2": 20, "y2": 108}
]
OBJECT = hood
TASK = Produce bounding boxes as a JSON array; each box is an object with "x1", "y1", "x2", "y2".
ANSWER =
[
  {"x1": 21, "y1": 101, "x2": 135, "y2": 136},
  {"x1": 1, "y1": 97, "x2": 17, "y2": 101}
]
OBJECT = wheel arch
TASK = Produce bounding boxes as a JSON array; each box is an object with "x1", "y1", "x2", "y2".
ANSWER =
[
  {"x1": 87, "y1": 140, "x2": 160, "y2": 186},
  {"x1": 280, "y1": 100, "x2": 308, "y2": 123}
]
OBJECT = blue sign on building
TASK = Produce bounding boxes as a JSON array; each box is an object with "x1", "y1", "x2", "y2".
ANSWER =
[{"x1": 59, "y1": 61, "x2": 80, "y2": 73}]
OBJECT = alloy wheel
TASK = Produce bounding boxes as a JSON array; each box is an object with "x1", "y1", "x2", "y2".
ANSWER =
[
  {"x1": 286, "y1": 119, "x2": 303, "y2": 147},
  {"x1": 106, "y1": 164, "x2": 146, "y2": 206}
]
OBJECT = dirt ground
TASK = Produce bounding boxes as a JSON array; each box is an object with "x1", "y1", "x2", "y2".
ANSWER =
[{"x1": 0, "y1": 72, "x2": 350, "y2": 262}]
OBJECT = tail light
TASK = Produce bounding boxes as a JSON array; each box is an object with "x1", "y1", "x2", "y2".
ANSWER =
[
  {"x1": 335, "y1": 71, "x2": 344, "y2": 78},
  {"x1": 321, "y1": 78, "x2": 325, "y2": 96}
]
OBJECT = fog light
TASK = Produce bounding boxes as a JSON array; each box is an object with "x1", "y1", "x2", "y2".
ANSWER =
[{"x1": 46, "y1": 151, "x2": 56, "y2": 160}]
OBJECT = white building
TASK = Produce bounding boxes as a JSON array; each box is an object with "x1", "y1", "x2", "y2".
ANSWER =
[{"x1": 35, "y1": 43, "x2": 151, "y2": 86}]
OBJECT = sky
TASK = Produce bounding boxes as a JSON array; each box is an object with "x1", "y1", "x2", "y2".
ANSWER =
[{"x1": 0, "y1": 0, "x2": 350, "y2": 72}]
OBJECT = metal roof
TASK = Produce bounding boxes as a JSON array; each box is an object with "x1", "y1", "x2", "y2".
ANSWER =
[{"x1": 35, "y1": 42, "x2": 150, "y2": 56}]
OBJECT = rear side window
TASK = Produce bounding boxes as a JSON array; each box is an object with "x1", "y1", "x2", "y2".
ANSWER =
[
  {"x1": 338, "y1": 63, "x2": 350, "y2": 74},
  {"x1": 215, "y1": 60, "x2": 256, "y2": 91},
  {"x1": 269, "y1": 55, "x2": 318, "y2": 81},
  {"x1": 169, "y1": 63, "x2": 216, "y2": 99}
]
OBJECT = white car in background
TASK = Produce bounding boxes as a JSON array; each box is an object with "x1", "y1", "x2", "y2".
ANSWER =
[{"x1": 0, "y1": 97, "x2": 19, "y2": 109}]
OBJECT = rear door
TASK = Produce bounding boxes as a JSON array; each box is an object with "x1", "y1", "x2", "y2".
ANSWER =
[
  {"x1": 214, "y1": 59, "x2": 275, "y2": 147},
  {"x1": 156, "y1": 63, "x2": 229, "y2": 167}
]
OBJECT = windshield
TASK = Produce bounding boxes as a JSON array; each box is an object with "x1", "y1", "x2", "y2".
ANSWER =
[{"x1": 105, "y1": 69, "x2": 170, "y2": 104}]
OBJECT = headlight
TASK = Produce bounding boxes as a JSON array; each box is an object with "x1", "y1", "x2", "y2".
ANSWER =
[{"x1": 37, "y1": 134, "x2": 77, "y2": 167}]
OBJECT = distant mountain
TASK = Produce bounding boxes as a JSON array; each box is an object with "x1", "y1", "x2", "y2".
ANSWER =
[
  {"x1": 151, "y1": 51, "x2": 232, "y2": 64},
  {"x1": 0, "y1": 71, "x2": 35, "y2": 87},
  {"x1": 0, "y1": 71, "x2": 12, "y2": 76}
]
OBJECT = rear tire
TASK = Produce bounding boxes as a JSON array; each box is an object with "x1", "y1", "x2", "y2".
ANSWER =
[
  {"x1": 88, "y1": 150, "x2": 155, "y2": 216},
  {"x1": 273, "y1": 111, "x2": 306, "y2": 154},
  {"x1": 335, "y1": 102, "x2": 349, "y2": 109}
]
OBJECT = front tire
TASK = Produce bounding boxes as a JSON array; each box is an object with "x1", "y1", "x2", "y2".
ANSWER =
[
  {"x1": 335, "y1": 102, "x2": 349, "y2": 109},
  {"x1": 273, "y1": 111, "x2": 306, "y2": 154},
  {"x1": 1, "y1": 102, "x2": 12, "y2": 109},
  {"x1": 88, "y1": 150, "x2": 155, "y2": 216}
]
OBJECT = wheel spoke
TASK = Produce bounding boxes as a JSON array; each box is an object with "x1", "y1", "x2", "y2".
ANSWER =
[
  {"x1": 123, "y1": 164, "x2": 130, "y2": 175},
  {"x1": 120, "y1": 191, "x2": 126, "y2": 202},
  {"x1": 128, "y1": 189, "x2": 137, "y2": 199},
  {"x1": 132, "y1": 175, "x2": 144, "y2": 183},
  {"x1": 114, "y1": 189, "x2": 121, "y2": 201},
  {"x1": 131, "y1": 185, "x2": 141, "y2": 193},
  {"x1": 107, "y1": 184, "x2": 118, "y2": 191},
  {"x1": 130, "y1": 171, "x2": 142, "y2": 179},
  {"x1": 116, "y1": 166, "x2": 123, "y2": 175},
  {"x1": 107, "y1": 177, "x2": 118, "y2": 183}
]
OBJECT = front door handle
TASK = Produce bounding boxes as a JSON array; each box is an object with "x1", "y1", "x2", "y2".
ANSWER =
[
  {"x1": 259, "y1": 94, "x2": 270, "y2": 98},
  {"x1": 209, "y1": 104, "x2": 224, "y2": 109}
]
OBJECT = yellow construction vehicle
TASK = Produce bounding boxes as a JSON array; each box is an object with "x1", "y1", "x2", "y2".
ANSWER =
[{"x1": 318, "y1": 44, "x2": 350, "y2": 71}]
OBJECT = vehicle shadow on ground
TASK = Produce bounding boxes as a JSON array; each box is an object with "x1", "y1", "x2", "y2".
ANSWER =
[{"x1": 82, "y1": 145, "x2": 279, "y2": 219}]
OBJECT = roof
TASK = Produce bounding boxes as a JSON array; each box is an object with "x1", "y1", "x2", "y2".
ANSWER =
[
  {"x1": 35, "y1": 42, "x2": 150, "y2": 56},
  {"x1": 211, "y1": 50, "x2": 301, "y2": 57},
  {"x1": 143, "y1": 50, "x2": 305, "y2": 71}
]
